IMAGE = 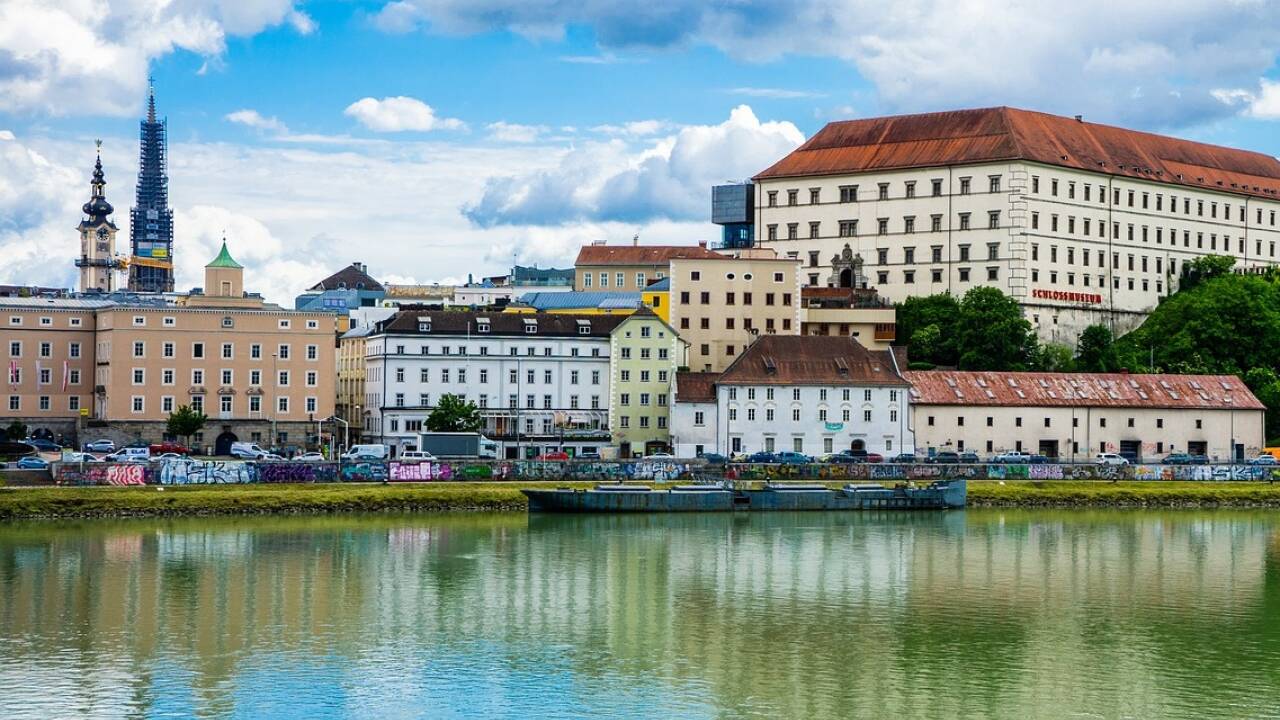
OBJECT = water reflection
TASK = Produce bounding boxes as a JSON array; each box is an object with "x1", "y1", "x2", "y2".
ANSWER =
[{"x1": 1, "y1": 510, "x2": 1278, "y2": 719}]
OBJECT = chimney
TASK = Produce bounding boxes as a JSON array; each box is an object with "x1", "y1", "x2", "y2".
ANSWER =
[
  {"x1": 698, "y1": 240, "x2": 707, "y2": 248},
  {"x1": 1074, "y1": 114, "x2": 1083, "y2": 122},
  {"x1": 632, "y1": 233, "x2": 639, "y2": 246}
]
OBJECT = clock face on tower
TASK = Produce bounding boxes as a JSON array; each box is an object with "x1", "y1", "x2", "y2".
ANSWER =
[{"x1": 96, "y1": 226, "x2": 109, "y2": 241}]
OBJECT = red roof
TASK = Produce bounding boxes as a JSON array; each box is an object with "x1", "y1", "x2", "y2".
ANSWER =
[
  {"x1": 675, "y1": 371, "x2": 718, "y2": 403},
  {"x1": 574, "y1": 244, "x2": 724, "y2": 266},
  {"x1": 755, "y1": 107, "x2": 1280, "y2": 201},
  {"x1": 719, "y1": 335, "x2": 906, "y2": 386},
  {"x1": 905, "y1": 371, "x2": 1264, "y2": 411}
]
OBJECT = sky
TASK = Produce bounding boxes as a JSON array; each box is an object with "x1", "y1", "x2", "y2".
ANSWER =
[{"x1": 4, "y1": 1, "x2": 1280, "y2": 306}]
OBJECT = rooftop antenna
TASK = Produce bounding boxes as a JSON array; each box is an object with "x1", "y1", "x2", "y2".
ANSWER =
[{"x1": 632, "y1": 232, "x2": 639, "y2": 246}]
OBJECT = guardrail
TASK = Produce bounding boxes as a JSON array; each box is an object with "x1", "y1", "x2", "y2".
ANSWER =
[{"x1": 45, "y1": 459, "x2": 1280, "y2": 486}]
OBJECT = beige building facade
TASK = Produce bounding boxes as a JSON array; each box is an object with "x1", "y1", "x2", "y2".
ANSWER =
[{"x1": 907, "y1": 370, "x2": 1265, "y2": 462}]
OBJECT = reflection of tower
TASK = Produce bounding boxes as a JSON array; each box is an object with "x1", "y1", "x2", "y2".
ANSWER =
[
  {"x1": 74, "y1": 141, "x2": 121, "y2": 292},
  {"x1": 127, "y1": 80, "x2": 175, "y2": 292}
]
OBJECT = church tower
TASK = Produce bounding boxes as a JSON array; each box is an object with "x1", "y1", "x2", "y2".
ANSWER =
[
  {"x1": 74, "y1": 140, "x2": 119, "y2": 292},
  {"x1": 127, "y1": 80, "x2": 175, "y2": 292}
]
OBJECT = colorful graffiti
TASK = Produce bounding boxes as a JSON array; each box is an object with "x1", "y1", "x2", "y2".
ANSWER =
[
  {"x1": 105, "y1": 464, "x2": 146, "y2": 486},
  {"x1": 255, "y1": 462, "x2": 338, "y2": 484},
  {"x1": 158, "y1": 460, "x2": 253, "y2": 485},
  {"x1": 340, "y1": 461, "x2": 387, "y2": 482}
]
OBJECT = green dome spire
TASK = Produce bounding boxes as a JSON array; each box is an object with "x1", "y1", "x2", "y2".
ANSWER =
[{"x1": 206, "y1": 238, "x2": 243, "y2": 269}]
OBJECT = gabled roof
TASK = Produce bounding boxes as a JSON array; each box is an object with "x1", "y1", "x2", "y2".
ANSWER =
[
  {"x1": 755, "y1": 107, "x2": 1280, "y2": 201},
  {"x1": 719, "y1": 335, "x2": 906, "y2": 386},
  {"x1": 675, "y1": 371, "x2": 718, "y2": 403},
  {"x1": 905, "y1": 371, "x2": 1264, "y2": 410},
  {"x1": 575, "y1": 244, "x2": 723, "y2": 266},
  {"x1": 310, "y1": 262, "x2": 384, "y2": 292},
  {"x1": 377, "y1": 309, "x2": 625, "y2": 338}
]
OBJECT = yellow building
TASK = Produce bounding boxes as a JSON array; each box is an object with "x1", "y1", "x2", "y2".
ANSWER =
[{"x1": 609, "y1": 310, "x2": 684, "y2": 457}]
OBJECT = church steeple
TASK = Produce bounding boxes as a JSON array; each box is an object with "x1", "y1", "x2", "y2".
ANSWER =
[
  {"x1": 82, "y1": 140, "x2": 114, "y2": 223},
  {"x1": 128, "y1": 79, "x2": 175, "y2": 293},
  {"x1": 75, "y1": 140, "x2": 120, "y2": 292}
]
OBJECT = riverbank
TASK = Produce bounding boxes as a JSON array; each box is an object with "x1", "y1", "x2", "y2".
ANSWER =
[{"x1": 3, "y1": 480, "x2": 1280, "y2": 519}]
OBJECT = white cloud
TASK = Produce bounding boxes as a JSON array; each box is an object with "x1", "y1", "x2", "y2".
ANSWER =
[
  {"x1": 466, "y1": 104, "x2": 803, "y2": 227},
  {"x1": 726, "y1": 87, "x2": 826, "y2": 99},
  {"x1": 0, "y1": 0, "x2": 313, "y2": 116},
  {"x1": 591, "y1": 120, "x2": 671, "y2": 137},
  {"x1": 225, "y1": 109, "x2": 288, "y2": 133},
  {"x1": 486, "y1": 122, "x2": 548, "y2": 143},
  {"x1": 371, "y1": 0, "x2": 1280, "y2": 128},
  {"x1": 1213, "y1": 78, "x2": 1280, "y2": 120},
  {"x1": 343, "y1": 96, "x2": 467, "y2": 132}
]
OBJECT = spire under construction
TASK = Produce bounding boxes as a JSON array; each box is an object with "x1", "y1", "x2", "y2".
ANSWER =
[{"x1": 127, "y1": 79, "x2": 175, "y2": 292}]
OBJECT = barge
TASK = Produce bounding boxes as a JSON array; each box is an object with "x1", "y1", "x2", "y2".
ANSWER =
[{"x1": 522, "y1": 480, "x2": 966, "y2": 513}]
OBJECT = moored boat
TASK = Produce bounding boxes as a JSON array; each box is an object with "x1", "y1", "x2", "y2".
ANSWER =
[{"x1": 522, "y1": 480, "x2": 966, "y2": 513}]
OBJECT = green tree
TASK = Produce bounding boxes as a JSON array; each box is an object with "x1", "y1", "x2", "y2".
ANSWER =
[
  {"x1": 1245, "y1": 367, "x2": 1280, "y2": 444},
  {"x1": 426, "y1": 394, "x2": 482, "y2": 432},
  {"x1": 166, "y1": 405, "x2": 208, "y2": 446},
  {"x1": 1075, "y1": 324, "x2": 1120, "y2": 372},
  {"x1": 954, "y1": 286, "x2": 1038, "y2": 371},
  {"x1": 895, "y1": 294, "x2": 960, "y2": 366},
  {"x1": 1030, "y1": 343, "x2": 1075, "y2": 372},
  {"x1": 5, "y1": 420, "x2": 27, "y2": 440},
  {"x1": 1179, "y1": 254, "x2": 1236, "y2": 292}
]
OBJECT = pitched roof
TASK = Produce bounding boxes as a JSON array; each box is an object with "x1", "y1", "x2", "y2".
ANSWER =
[
  {"x1": 675, "y1": 371, "x2": 718, "y2": 403},
  {"x1": 718, "y1": 335, "x2": 906, "y2": 386},
  {"x1": 905, "y1": 371, "x2": 1264, "y2": 411},
  {"x1": 516, "y1": 291, "x2": 642, "y2": 310},
  {"x1": 755, "y1": 107, "x2": 1280, "y2": 201},
  {"x1": 377, "y1": 309, "x2": 625, "y2": 338},
  {"x1": 574, "y1": 244, "x2": 724, "y2": 266},
  {"x1": 309, "y1": 262, "x2": 384, "y2": 292},
  {"x1": 206, "y1": 240, "x2": 242, "y2": 269}
]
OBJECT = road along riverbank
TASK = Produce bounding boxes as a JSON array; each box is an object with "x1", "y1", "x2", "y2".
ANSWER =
[{"x1": 4, "y1": 480, "x2": 1280, "y2": 519}]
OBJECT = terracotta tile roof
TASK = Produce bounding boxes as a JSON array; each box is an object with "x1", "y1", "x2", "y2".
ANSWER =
[
  {"x1": 755, "y1": 107, "x2": 1280, "y2": 201},
  {"x1": 718, "y1": 335, "x2": 907, "y2": 386},
  {"x1": 905, "y1": 371, "x2": 1264, "y2": 411},
  {"x1": 675, "y1": 371, "x2": 718, "y2": 403},
  {"x1": 310, "y1": 262, "x2": 384, "y2": 292},
  {"x1": 377, "y1": 309, "x2": 625, "y2": 338},
  {"x1": 574, "y1": 244, "x2": 724, "y2": 266}
]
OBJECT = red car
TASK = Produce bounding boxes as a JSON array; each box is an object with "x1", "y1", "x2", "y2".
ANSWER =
[
  {"x1": 535, "y1": 451, "x2": 570, "y2": 461},
  {"x1": 149, "y1": 441, "x2": 192, "y2": 455}
]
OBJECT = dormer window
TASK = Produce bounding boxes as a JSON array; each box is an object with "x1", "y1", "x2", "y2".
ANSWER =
[
  {"x1": 524, "y1": 319, "x2": 537, "y2": 334},
  {"x1": 477, "y1": 319, "x2": 490, "y2": 334},
  {"x1": 577, "y1": 319, "x2": 591, "y2": 335},
  {"x1": 417, "y1": 315, "x2": 432, "y2": 332}
]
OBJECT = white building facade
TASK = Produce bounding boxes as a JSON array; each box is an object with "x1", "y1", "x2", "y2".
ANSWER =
[
  {"x1": 365, "y1": 311, "x2": 624, "y2": 459},
  {"x1": 752, "y1": 107, "x2": 1280, "y2": 341}
]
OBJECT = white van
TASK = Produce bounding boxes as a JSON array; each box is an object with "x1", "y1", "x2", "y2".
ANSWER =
[
  {"x1": 230, "y1": 442, "x2": 269, "y2": 459},
  {"x1": 398, "y1": 450, "x2": 438, "y2": 463},
  {"x1": 341, "y1": 444, "x2": 389, "y2": 461},
  {"x1": 105, "y1": 447, "x2": 150, "y2": 463}
]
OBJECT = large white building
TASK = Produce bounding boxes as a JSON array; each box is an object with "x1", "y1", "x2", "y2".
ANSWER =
[
  {"x1": 672, "y1": 335, "x2": 913, "y2": 457},
  {"x1": 752, "y1": 107, "x2": 1280, "y2": 341},
  {"x1": 365, "y1": 310, "x2": 625, "y2": 459}
]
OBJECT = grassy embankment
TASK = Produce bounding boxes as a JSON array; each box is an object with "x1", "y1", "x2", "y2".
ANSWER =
[{"x1": 3, "y1": 480, "x2": 1280, "y2": 519}]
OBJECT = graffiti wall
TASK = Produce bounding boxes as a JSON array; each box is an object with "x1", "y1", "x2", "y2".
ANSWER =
[{"x1": 158, "y1": 460, "x2": 253, "y2": 485}]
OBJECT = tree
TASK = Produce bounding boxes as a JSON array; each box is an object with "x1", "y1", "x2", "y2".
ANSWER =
[
  {"x1": 1244, "y1": 368, "x2": 1280, "y2": 444},
  {"x1": 1030, "y1": 343, "x2": 1075, "y2": 372},
  {"x1": 953, "y1": 286, "x2": 1038, "y2": 371},
  {"x1": 426, "y1": 393, "x2": 482, "y2": 432},
  {"x1": 5, "y1": 420, "x2": 27, "y2": 440},
  {"x1": 166, "y1": 405, "x2": 208, "y2": 446},
  {"x1": 895, "y1": 294, "x2": 960, "y2": 366},
  {"x1": 1179, "y1": 254, "x2": 1236, "y2": 292},
  {"x1": 1075, "y1": 325, "x2": 1120, "y2": 372}
]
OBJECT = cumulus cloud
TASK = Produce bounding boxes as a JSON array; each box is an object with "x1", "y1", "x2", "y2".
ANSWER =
[
  {"x1": 344, "y1": 96, "x2": 467, "y2": 132},
  {"x1": 486, "y1": 122, "x2": 548, "y2": 143},
  {"x1": 465, "y1": 104, "x2": 802, "y2": 227},
  {"x1": 225, "y1": 109, "x2": 288, "y2": 133},
  {"x1": 1213, "y1": 79, "x2": 1280, "y2": 120},
  {"x1": 370, "y1": 0, "x2": 1280, "y2": 128},
  {"x1": 0, "y1": 0, "x2": 313, "y2": 116},
  {"x1": 591, "y1": 120, "x2": 670, "y2": 137}
]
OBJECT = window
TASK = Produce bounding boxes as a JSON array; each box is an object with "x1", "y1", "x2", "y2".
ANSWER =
[
  {"x1": 192, "y1": 342, "x2": 204, "y2": 359},
  {"x1": 132, "y1": 396, "x2": 144, "y2": 413},
  {"x1": 988, "y1": 175, "x2": 1001, "y2": 193},
  {"x1": 278, "y1": 370, "x2": 291, "y2": 387},
  {"x1": 839, "y1": 185, "x2": 857, "y2": 202},
  {"x1": 988, "y1": 211, "x2": 1000, "y2": 229},
  {"x1": 839, "y1": 220, "x2": 858, "y2": 237},
  {"x1": 958, "y1": 213, "x2": 970, "y2": 230},
  {"x1": 306, "y1": 345, "x2": 318, "y2": 361},
  {"x1": 787, "y1": 189, "x2": 798, "y2": 205},
  {"x1": 877, "y1": 218, "x2": 888, "y2": 235},
  {"x1": 221, "y1": 369, "x2": 233, "y2": 386},
  {"x1": 878, "y1": 183, "x2": 889, "y2": 200},
  {"x1": 277, "y1": 397, "x2": 289, "y2": 414},
  {"x1": 904, "y1": 216, "x2": 915, "y2": 234},
  {"x1": 931, "y1": 179, "x2": 943, "y2": 196},
  {"x1": 931, "y1": 214, "x2": 942, "y2": 233},
  {"x1": 959, "y1": 177, "x2": 971, "y2": 195},
  {"x1": 905, "y1": 181, "x2": 916, "y2": 198}
]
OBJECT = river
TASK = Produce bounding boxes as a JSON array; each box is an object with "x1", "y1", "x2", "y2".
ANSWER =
[{"x1": 1, "y1": 510, "x2": 1278, "y2": 719}]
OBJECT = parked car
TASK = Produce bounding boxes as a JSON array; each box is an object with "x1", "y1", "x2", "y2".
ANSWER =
[
  {"x1": 774, "y1": 451, "x2": 811, "y2": 465},
  {"x1": 398, "y1": 450, "x2": 437, "y2": 463},
  {"x1": 25, "y1": 438, "x2": 61, "y2": 452},
  {"x1": 746, "y1": 451, "x2": 778, "y2": 464},
  {"x1": 59, "y1": 451, "x2": 99, "y2": 463},
  {"x1": 230, "y1": 442, "x2": 271, "y2": 460},
  {"x1": 149, "y1": 452, "x2": 186, "y2": 462},
  {"x1": 1095, "y1": 453, "x2": 1129, "y2": 466},
  {"x1": 83, "y1": 439, "x2": 115, "y2": 453},
  {"x1": 697, "y1": 453, "x2": 728, "y2": 464},
  {"x1": 890, "y1": 453, "x2": 917, "y2": 464},
  {"x1": 642, "y1": 452, "x2": 676, "y2": 461},
  {"x1": 1163, "y1": 453, "x2": 1194, "y2": 465},
  {"x1": 105, "y1": 447, "x2": 150, "y2": 463},
  {"x1": 340, "y1": 444, "x2": 390, "y2": 461},
  {"x1": 991, "y1": 451, "x2": 1030, "y2": 463},
  {"x1": 958, "y1": 452, "x2": 980, "y2": 464},
  {"x1": 931, "y1": 451, "x2": 960, "y2": 464},
  {"x1": 1189, "y1": 455, "x2": 1210, "y2": 464},
  {"x1": 258, "y1": 453, "x2": 286, "y2": 461},
  {"x1": 1250, "y1": 455, "x2": 1279, "y2": 465},
  {"x1": 124, "y1": 440, "x2": 150, "y2": 449},
  {"x1": 536, "y1": 451, "x2": 570, "y2": 461},
  {"x1": 148, "y1": 441, "x2": 191, "y2": 455},
  {"x1": 1029, "y1": 454, "x2": 1053, "y2": 464},
  {"x1": 295, "y1": 452, "x2": 327, "y2": 462},
  {"x1": 577, "y1": 450, "x2": 603, "y2": 461},
  {"x1": 16, "y1": 456, "x2": 49, "y2": 469},
  {"x1": 823, "y1": 452, "x2": 858, "y2": 464}
]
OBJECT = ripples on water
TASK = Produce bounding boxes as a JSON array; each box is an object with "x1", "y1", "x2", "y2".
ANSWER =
[{"x1": 1, "y1": 510, "x2": 1280, "y2": 719}]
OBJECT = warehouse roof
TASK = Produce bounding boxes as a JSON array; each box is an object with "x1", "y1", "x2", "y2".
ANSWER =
[
  {"x1": 574, "y1": 244, "x2": 723, "y2": 266},
  {"x1": 905, "y1": 371, "x2": 1264, "y2": 410},
  {"x1": 719, "y1": 335, "x2": 906, "y2": 386},
  {"x1": 377, "y1": 309, "x2": 625, "y2": 337},
  {"x1": 755, "y1": 107, "x2": 1280, "y2": 201},
  {"x1": 516, "y1": 291, "x2": 642, "y2": 310}
]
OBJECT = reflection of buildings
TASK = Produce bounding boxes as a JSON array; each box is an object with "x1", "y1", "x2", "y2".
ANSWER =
[{"x1": 0, "y1": 512, "x2": 1278, "y2": 717}]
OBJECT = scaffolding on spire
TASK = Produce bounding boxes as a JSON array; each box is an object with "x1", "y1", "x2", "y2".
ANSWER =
[{"x1": 128, "y1": 79, "x2": 174, "y2": 292}]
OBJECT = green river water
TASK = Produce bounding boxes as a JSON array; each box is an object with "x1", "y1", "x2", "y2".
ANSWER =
[{"x1": 1, "y1": 509, "x2": 1278, "y2": 719}]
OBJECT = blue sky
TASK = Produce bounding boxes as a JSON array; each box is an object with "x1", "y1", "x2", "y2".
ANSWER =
[{"x1": 4, "y1": 1, "x2": 1280, "y2": 304}]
